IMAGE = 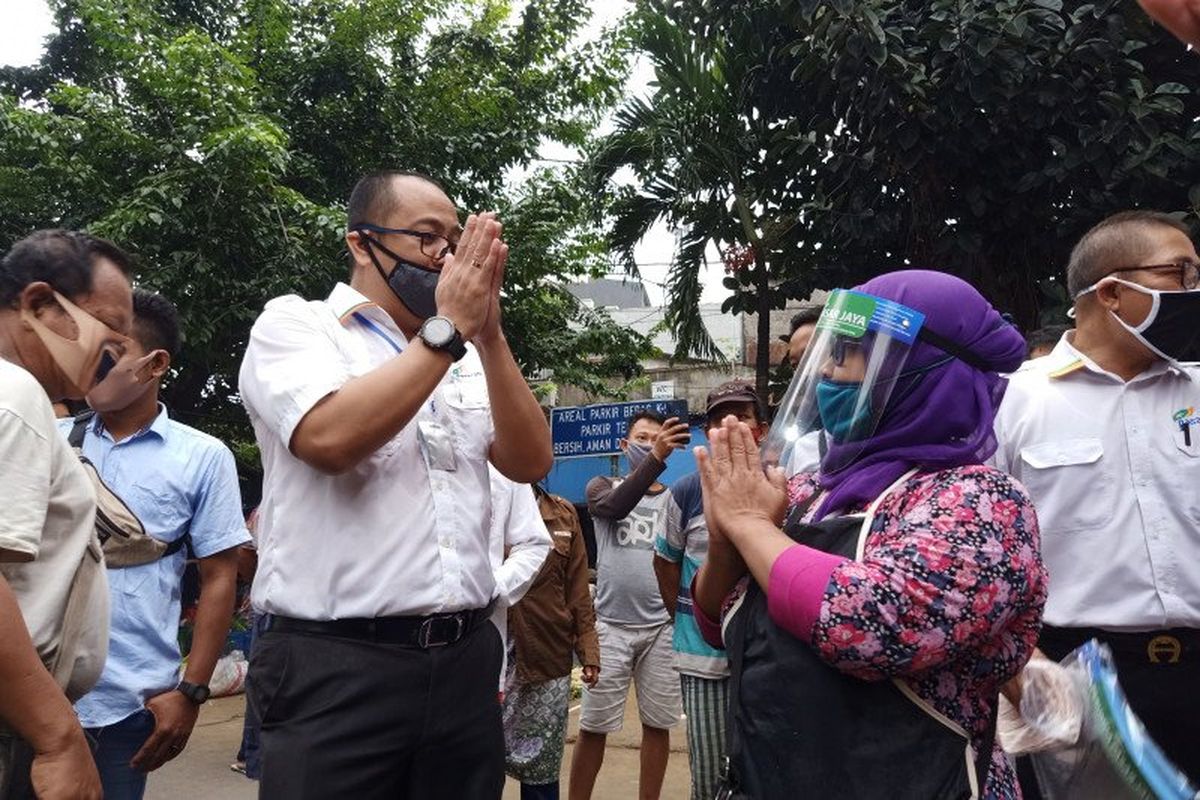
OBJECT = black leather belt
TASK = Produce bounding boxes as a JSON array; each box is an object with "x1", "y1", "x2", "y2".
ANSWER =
[
  {"x1": 1041, "y1": 625, "x2": 1200, "y2": 665},
  {"x1": 268, "y1": 600, "x2": 496, "y2": 649}
]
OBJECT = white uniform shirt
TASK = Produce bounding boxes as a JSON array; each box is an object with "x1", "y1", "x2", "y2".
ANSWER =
[
  {"x1": 238, "y1": 283, "x2": 497, "y2": 620},
  {"x1": 992, "y1": 335, "x2": 1200, "y2": 630},
  {"x1": 487, "y1": 467, "x2": 551, "y2": 688}
]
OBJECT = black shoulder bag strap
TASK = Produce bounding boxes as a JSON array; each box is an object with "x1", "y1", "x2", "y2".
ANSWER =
[{"x1": 69, "y1": 410, "x2": 94, "y2": 449}]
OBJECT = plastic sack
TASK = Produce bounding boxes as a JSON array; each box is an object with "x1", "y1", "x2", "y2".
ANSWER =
[
  {"x1": 998, "y1": 657, "x2": 1083, "y2": 755},
  {"x1": 208, "y1": 649, "x2": 249, "y2": 698},
  {"x1": 1021, "y1": 640, "x2": 1199, "y2": 800}
]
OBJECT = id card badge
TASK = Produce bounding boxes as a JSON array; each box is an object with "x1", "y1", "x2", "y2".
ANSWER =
[{"x1": 417, "y1": 419, "x2": 458, "y2": 472}]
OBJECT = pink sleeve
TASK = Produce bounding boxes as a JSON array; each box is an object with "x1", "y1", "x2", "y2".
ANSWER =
[
  {"x1": 766, "y1": 545, "x2": 847, "y2": 642},
  {"x1": 690, "y1": 574, "x2": 727, "y2": 649}
]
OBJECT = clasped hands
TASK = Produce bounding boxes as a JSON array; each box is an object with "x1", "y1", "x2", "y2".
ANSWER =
[
  {"x1": 696, "y1": 415, "x2": 788, "y2": 549},
  {"x1": 434, "y1": 211, "x2": 508, "y2": 346}
]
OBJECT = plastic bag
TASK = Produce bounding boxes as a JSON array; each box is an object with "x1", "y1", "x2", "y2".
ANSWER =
[
  {"x1": 997, "y1": 657, "x2": 1083, "y2": 755},
  {"x1": 208, "y1": 649, "x2": 249, "y2": 698},
  {"x1": 1020, "y1": 640, "x2": 1199, "y2": 800}
]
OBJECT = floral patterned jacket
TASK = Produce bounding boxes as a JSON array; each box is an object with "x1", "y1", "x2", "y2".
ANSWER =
[{"x1": 706, "y1": 465, "x2": 1047, "y2": 799}]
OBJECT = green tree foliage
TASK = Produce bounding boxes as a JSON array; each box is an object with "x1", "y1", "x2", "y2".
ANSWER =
[
  {"x1": 590, "y1": 1, "x2": 833, "y2": 401},
  {"x1": 0, "y1": 0, "x2": 650, "y2": 454},
  {"x1": 603, "y1": 0, "x2": 1200, "y2": 397}
]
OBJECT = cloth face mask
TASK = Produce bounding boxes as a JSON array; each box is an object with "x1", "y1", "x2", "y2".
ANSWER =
[
  {"x1": 22, "y1": 290, "x2": 125, "y2": 395},
  {"x1": 87, "y1": 350, "x2": 162, "y2": 412},
  {"x1": 625, "y1": 441, "x2": 653, "y2": 471},
  {"x1": 816, "y1": 378, "x2": 873, "y2": 443},
  {"x1": 1080, "y1": 278, "x2": 1200, "y2": 364},
  {"x1": 358, "y1": 233, "x2": 440, "y2": 321}
]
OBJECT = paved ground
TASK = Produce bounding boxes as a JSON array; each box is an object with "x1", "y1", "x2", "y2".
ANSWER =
[{"x1": 149, "y1": 690, "x2": 691, "y2": 799}]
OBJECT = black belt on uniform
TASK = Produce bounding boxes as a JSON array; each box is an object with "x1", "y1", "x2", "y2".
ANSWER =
[
  {"x1": 267, "y1": 599, "x2": 496, "y2": 649},
  {"x1": 1040, "y1": 624, "x2": 1200, "y2": 665}
]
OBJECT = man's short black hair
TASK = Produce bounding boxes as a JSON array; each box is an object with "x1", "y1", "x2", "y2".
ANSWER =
[
  {"x1": 779, "y1": 304, "x2": 825, "y2": 342},
  {"x1": 1026, "y1": 324, "x2": 1071, "y2": 356},
  {"x1": 0, "y1": 229, "x2": 132, "y2": 307},
  {"x1": 347, "y1": 170, "x2": 448, "y2": 230},
  {"x1": 1066, "y1": 210, "x2": 1192, "y2": 298},
  {"x1": 627, "y1": 409, "x2": 666, "y2": 433},
  {"x1": 132, "y1": 288, "x2": 182, "y2": 358}
]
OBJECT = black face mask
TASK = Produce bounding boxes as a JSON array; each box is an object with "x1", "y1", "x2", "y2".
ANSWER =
[
  {"x1": 1108, "y1": 280, "x2": 1200, "y2": 364},
  {"x1": 354, "y1": 231, "x2": 440, "y2": 320}
]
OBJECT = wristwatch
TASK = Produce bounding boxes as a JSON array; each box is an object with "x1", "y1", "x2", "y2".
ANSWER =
[
  {"x1": 418, "y1": 316, "x2": 467, "y2": 362},
  {"x1": 176, "y1": 680, "x2": 211, "y2": 705}
]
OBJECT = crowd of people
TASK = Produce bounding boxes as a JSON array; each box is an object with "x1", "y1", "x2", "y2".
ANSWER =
[{"x1": 0, "y1": 164, "x2": 1198, "y2": 800}]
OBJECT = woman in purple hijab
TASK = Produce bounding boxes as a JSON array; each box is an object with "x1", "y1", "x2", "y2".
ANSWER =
[{"x1": 691, "y1": 271, "x2": 1048, "y2": 799}]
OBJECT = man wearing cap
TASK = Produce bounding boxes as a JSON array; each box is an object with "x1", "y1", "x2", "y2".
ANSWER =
[
  {"x1": 568, "y1": 409, "x2": 690, "y2": 800},
  {"x1": 653, "y1": 381, "x2": 767, "y2": 800}
]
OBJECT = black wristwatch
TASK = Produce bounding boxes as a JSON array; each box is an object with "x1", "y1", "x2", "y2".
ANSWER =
[
  {"x1": 176, "y1": 680, "x2": 211, "y2": 705},
  {"x1": 418, "y1": 316, "x2": 467, "y2": 362}
]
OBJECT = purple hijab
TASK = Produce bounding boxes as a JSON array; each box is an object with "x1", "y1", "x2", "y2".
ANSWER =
[{"x1": 815, "y1": 270, "x2": 1027, "y2": 519}]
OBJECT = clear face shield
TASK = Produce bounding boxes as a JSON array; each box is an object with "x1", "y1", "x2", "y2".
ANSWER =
[{"x1": 762, "y1": 289, "x2": 928, "y2": 475}]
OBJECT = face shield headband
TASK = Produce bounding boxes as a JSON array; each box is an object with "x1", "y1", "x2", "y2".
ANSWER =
[{"x1": 762, "y1": 288, "x2": 993, "y2": 474}]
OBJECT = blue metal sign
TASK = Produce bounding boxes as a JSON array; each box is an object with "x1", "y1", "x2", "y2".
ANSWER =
[{"x1": 551, "y1": 399, "x2": 688, "y2": 458}]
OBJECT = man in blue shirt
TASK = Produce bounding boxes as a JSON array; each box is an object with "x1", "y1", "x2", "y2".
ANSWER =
[
  {"x1": 64, "y1": 289, "x2": 249, "y2": 800},
  {"x1": 654, "y1": 381, "x2": 767, "y2": 800}
]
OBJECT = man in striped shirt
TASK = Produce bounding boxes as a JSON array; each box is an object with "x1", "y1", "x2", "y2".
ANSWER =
[{"x1": 654, "y1": 381, "x2": 767, "y2": 800}]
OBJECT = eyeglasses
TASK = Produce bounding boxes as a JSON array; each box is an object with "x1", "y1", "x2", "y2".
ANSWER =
[
  {"x1": 353, "y1": 223, "x2": 458, "y2": 260},
  {"x1": 830, "y1": 335, "x2": 864, "y2": 366},
  {"x1": 1107, "y1": 260, "x2": 1200, "y2": 290}
]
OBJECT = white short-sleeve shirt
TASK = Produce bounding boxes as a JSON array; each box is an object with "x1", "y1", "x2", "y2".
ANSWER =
[
  {"x1": 238, "y1": 283, "x2": 498, "y2": 620},
  {"x1": 0, "y1": 359, "x2": 108, "y2": 699},
  {"x1": 992, "y1": 334, "x2": 1200, "y2": 630}
]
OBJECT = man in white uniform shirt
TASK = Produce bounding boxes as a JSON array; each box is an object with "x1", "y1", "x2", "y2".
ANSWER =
[
  {"x1": 238, "y1": 170, "x2": 553, "y2": 797},
  {"x1": 993, "y1": 210, "x2": 1200, "y2": 787}
]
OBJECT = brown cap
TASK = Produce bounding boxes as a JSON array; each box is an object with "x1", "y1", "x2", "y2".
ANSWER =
[{"x1": 705, "y1": 380, "x2": 761, "y2": 416}]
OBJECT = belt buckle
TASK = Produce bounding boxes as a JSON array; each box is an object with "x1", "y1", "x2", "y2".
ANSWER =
[
  {"x1": 1148, "y1": 634, "x2": 1182, "y2": 664},
  {"x1": 418, "y1": 614, "x2": 465, "y2": 648}
]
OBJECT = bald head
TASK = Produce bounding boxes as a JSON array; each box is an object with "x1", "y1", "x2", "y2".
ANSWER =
[{"x1": 1067, "y1": 211, "x2": 1192, "y2": 298}]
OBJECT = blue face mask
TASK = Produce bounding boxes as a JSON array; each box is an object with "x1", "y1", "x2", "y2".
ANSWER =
[{"x1": 816, "y1": 378, "x2": 873, "y2": 443}]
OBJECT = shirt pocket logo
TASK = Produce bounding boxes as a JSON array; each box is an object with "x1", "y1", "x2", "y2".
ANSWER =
[{"x1": 1018, "y1": 438, "x2": 1115, "y2": 534}]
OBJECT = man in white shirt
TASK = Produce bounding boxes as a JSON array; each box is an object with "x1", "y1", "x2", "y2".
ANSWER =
[
  {"x1": 487, "y1": 467, "x2": 552, "y2": 692},
  {"x1": 238, "y1": 170, "x2": 553, "y2": 797},
  {"x1": 993, "y1": 210, "x2": 1200, "y2": 787}
]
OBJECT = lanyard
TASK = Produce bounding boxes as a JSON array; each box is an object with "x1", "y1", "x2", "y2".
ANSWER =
[
  {"x1": 352, "y1": 311, "x2": 437, "y2": 416},
  {"x1": 353, "y1": 311, "x2": 403, "y2": 354}
]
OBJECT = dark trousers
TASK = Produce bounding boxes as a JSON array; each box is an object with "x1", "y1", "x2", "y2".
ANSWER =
[
  {"x1": 248, "y1": 617, "x2": 505, "y2": 799},
  {"x1": 85, "y1": 709, "x2": 156, "y2": 800},
  {"x1": 1018, "y1": 626, "x2": 1200, "y2": 798},
  {"x1": 520, "y1": 781, "x2": 558, "y2": 800},
  {"x1": 236, "y1": 612, "x2": 270, "y2": 780}
]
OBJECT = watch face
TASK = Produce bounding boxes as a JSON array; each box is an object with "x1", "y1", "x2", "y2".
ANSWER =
[{"x1": 422, "y1": 317, "x2": 455, "y2": 346}]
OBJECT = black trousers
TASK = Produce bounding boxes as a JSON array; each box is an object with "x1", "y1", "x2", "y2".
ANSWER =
[
  {"x1": 248, "y1": 618, "x2": 505, "y2": 799},
  {"x1": 1018, "y1": 626, "x2": 1200, "y2": 798}
]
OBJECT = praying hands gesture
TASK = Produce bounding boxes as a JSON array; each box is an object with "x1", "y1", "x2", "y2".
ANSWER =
[
  {"x1": 697, "y1": 415, "x2": 788, "y2": 542},
  {"x1": 435, "y1": 212, "x2": 508, "y2": 343}
]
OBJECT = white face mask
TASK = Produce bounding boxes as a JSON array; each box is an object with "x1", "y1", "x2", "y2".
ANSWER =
[{"x1": 1074, "y1": 277, "x2": 1200, "y2": 364}]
